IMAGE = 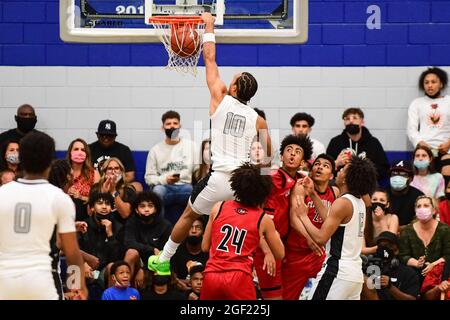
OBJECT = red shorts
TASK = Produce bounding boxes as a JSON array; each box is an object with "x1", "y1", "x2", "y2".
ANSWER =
[
  {"x1": 281, "y1": 249, "x2": 325, "y2": 300},
  {"x1": 201, "y1": 271, "x2": 256, "y2": 300},
  {"x1": 254, "y1": 249, "x2": 283, "y2": 299}
]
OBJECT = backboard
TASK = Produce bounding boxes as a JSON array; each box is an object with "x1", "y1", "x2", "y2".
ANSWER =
[{"x1": 60, "y1": 0, "x2": 308, "y2": 44}]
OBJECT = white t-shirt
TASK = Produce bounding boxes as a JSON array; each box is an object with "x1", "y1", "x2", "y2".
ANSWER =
[
  {"x1": 0, "y1": 179, "x2": 76, "y2": 276},
  {"x1": 145, "y1": 138, "x2": 198, "y2": 186},
  {"x1": 210, "y1": 95, "x2": 258, "y2": 172},
  {"x1": 322, "y1": 194, "x2": 366, "y2": 283},
  {"x1": 407, "y1": 95, "x2": 450, "y2": 151}
]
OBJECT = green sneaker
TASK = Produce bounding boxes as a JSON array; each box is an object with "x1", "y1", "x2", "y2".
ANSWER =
[{"x1": 148, "y1": 253, "x2": 171, "y2": 276}]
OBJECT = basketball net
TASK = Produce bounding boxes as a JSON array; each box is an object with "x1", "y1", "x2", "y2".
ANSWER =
[{"x1": 150, "y1": 16, "x2": 205, "y2": 76}]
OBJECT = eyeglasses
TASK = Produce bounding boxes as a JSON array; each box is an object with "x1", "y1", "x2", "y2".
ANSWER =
[{"x1": 106, "y1": 166, "x2": 121, "y2": 172}]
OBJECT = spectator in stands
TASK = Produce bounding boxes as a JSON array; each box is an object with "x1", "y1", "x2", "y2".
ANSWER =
[
  {"x1": 89, "y1": 120, "x2": 140, "y2": 190},
  {"x1": 290, "y1": 112, "x2": 325, "y2": 163},
  {"x1": 438, "y1": 180, "x2": 450, "y2": 225},
  {"x1": 144, "y1": 111, "x2": 197, "y2": 225},
  {"x1": 361, "y1": 231, "x2": 419, "y2": 300},
  {"x1": 185, "y1": 263, "x2": 204, "y2": 300},
  {"x1": 91, "y1": 157, "x2": 137, "y2": 223},
  {"x1": 66, "y1": 138, "x2": 100, "y2": 221},
  {"x1": 326, "y1": 107, "x2": 390, "y2": 184},
  {"x1": 411, "y1": 145, "x2": 445, "y2": 200},
  {"x1": 101, "y1": 261, "x2": 140, "y2": 300},
  {"x1": 399, "y1": 195, "x2": 450, "y2": 286},
  {"x1": 363, "y1": 188, "x2": 399, "y2": 255},
  {"x1": 249, "y1": 138, "x2": 266, "y2": 165},
  {"x1": 171, "y1": 217, "x2": 209, "y2": 291},
  {"x1": 191, "y1": 139, "x2": 211, "y2": 186},
  {"x1": 0, "y1": 169, "x2": 15, "y2": 186},
  {"x1": 388, "y1": 160, "x2": 424, "y2": 229},
  {"x1": 0, "y1": 140, "x2": 22, "y2": 179},
  {"x1": 78, "y1": 191, "x2": 124, "y2": 299},
  {"x1": 123, "y1": 190, "x2": 172, "y2": 288},
  {"x1": 421, "y1": 260, "x2": 450, "y2": 300},
  {"x1": 0, "y1": 104, "x2": 41, "y2": 147},
  {"x1": 141, "y1": 273, "x2": 185, "y2": 300},
  {"x1": 407, "y1": 67, "x2": 450, "y2": 188}
]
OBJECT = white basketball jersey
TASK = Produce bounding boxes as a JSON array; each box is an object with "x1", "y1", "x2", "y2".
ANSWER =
[
  {"x1": 0, "y1": 179, "x2": 76, "y2": 276},
  {"x1": 322, "y1": 193, "x2": 366, "y2": 283},
  {"x1": 210, "y1": 95, "x2": 258, "y2": 172}
]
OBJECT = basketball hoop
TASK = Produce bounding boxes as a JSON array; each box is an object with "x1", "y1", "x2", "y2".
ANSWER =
[{"x1": 150, "y1": 16, "x2": 205, "y2": 76}]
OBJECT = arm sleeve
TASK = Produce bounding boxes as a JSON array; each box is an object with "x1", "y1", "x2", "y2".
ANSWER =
[
  {"x1": 407, "y1": 100, "x2": 422, "y2": 147},
  {"x1": 53, "y1": 192, "x2": 76, "y2": 234},
  {"x1": 144, "y1": 147, "x2": 167, "y2": 186}
]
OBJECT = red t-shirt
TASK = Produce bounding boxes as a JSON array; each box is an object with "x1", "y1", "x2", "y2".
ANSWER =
[
  {"x1": 263, "y1": 168, "x2": 300, "y2": 240},
  {"x1": 205, "y1": 200, "x2": 264, "y2": 276},
  {"x1": 438, "y1": 200, "x2": 450, "y2": 226},
  {"x1": 286, "y1": 185, "x2": 336, "y2": 254}
]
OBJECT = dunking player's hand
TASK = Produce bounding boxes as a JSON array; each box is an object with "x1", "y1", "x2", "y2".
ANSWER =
[{"x1": 201, "y1": 12, "x2": 215, "y2": 27}]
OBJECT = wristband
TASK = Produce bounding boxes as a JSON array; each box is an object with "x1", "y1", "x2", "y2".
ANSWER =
[{"x1": 203, "y1": 33, "x2": 216, "y2": 44}]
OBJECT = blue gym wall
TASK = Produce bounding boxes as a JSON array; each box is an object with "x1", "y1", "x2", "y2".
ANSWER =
[{"x1": 1, "y1": 1, "x2": 450, "y2": 187}]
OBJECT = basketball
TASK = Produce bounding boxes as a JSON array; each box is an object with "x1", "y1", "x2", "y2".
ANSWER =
[{"x1": 171, "y1": 25, "x2": 200, "y2": 58}]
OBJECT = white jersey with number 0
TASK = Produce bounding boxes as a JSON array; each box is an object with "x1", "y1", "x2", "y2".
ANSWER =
[
  {"x1": 210, "y1": 95, "x2": 258, "y2": 172},
  {"x1": 0, "y1": 179, "x2": 76, "y2": 276}
]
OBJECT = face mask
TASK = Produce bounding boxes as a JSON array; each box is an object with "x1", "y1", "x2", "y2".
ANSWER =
[
  {"x1": 115, "y1": 173, "x2": 123, "y2": 183},
  {"x1": 95, "y1": 212, "x2": 111, "y2": 223},
  {"x1": 203, "y1": 149, "x2": 211, "y2": 165},
  {"x1": 345, "y1": 124, "x2": 360, "y2": 135},
  {"x1": 138, "y1": 213, "x2": 155, "y2": 224},
  {"x1": 186, "y1": 235, "x2": 202, "y2": 246},
  {"x1": 6, "y1": 152, "x2": 20, "y2": 164},
  {"x1": 371, "y1": 202, "x2": 385, "y2": 213},
  {"x1": 71, "y1": 151, "x2": 86, "y2": 164},
  {"x1": 425, "y1": 91, "x2": 441, "y2": 99},
  {"x1": 15, "y1": 116, "x2": 37, "y2": 133},
  {"x1": 390, "y1": 175, "x2": 408, "y2": 191},
  {"x1": 153, "y1": 275, "x2": 170, "y2": 286},
  {"x1": 416, "y1": 207, "x2": 433, "y2": 222},
  {"x1": 414, "y1": 159, "x2": 429, "y2": 170},
  {"x1": 165, "y1": 127, "x2": 180, "y2": 139}
]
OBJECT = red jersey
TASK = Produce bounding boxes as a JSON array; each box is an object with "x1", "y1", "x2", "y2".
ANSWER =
[
  {"x1": 204, "y1": 200, "x2": 264, "y2": 276},
  {"x1": 263, "y1": 168, "x2": 300, "y2": 240},
  {"x1": 286, "y1": 185, "x2": 336, "y2": 254}
]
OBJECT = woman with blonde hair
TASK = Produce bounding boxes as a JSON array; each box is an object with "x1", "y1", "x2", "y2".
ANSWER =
[
  {"x1": 66, "y1": 138, "x2": 100, "y2": 220},
  {"x1": 91, "y1": 157, "x2": 136, "y2": 222}
]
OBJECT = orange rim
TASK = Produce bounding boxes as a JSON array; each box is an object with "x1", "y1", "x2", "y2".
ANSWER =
[{"x1": 149, "y1": 16, "x2": 204, "y2": 25}]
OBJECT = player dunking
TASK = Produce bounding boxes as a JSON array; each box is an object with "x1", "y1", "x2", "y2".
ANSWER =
[
  {"x1": 293, "y1": 155, "x2": 377, "y2": 300},
  {"x1": 201, "y1": 163, "x2": 284, "y2": 300},
  {"x1": 0, "y1": 132, "x2": 87, "y2": 299},
  {"x1": 148, "y1": 12, "x2": 272, "y2": 275}
]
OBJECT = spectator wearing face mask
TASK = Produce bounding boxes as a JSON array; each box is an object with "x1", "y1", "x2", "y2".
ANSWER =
[
  {"x1": 91, "y1": 157, "x2": 137, "y2": 223},
  {"x1": 123, "y1": 191, "x2": 172, "y2": 289},
  {"x1": 171, "y1": 217, "x2": 209, "y2": 291},
  {"x1": 399, "y1": 195, "x2": 450, "y2": 286},
  {"x1": 141, "y1": 273, "x2": 185, "y2": 300},
  {"x1": 78, "y1": 192, "x2": 125, "y2": 299},
  {"x1": 326, "y1": 107, "x2": 390, "y2": 185},
  {"x1": 101, "y1": 261, "x2": 140, "y2": 300},
  {"x1": 387, "y1": 160, "x2": 424, "y2": 229},
  {"x1": 144, "y1": 110, "x2": 198, "y2": 225},
  {"x1": 66, "y1": 138, "x2": 100, "y2": 221},
  {"x1": 0, "y1": 140, "x2": 22, "y2": 180},
  {"x1": 410, "y1": 145, "x2": 445, "y2": 199},
  {"x1": 0, "y1": 104, "x2": 41, "y2": 147},
  {"x1": 361, "y1": 231, "x2": 420, "y2": 300}
]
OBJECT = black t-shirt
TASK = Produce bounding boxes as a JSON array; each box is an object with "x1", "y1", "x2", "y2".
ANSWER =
[
  {"x1": 0, "y1": 128, "x2": 43, "y2": 147},
  {"x1": 171, "y1": 242, "x2": 209, "y2": 280},
  {"x1": 388, "y1": 186, "x2": 424, "y2": 226},
  {"x1": 377, "y1": 263, "x2": 420, "y2": 300},
  {"x1": 89, "y1": 141, "x2": 135, "y2": 173}
]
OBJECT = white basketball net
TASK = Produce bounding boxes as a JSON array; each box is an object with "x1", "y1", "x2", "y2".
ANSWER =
[{"x1": 151, "y1": 17, "x2": 205, "y2": 76}]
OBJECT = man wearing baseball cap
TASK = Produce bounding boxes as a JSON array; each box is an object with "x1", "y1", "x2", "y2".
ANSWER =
[
  {"x1": 89, "y1": 120, "x2": 137, "y2": 185},
  {"x1": 387, "y1": 160, "x2": 424, "y2": 229},
  {"x1": 362, "y1": 231, "x2": 419, "y2": 300}
]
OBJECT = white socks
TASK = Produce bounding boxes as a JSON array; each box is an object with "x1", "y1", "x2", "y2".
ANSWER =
[{"x1": 159, "y1": 237, "x2": 180, "y2": 262}]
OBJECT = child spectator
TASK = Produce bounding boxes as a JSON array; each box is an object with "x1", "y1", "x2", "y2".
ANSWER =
[
  {"x1": 101, "y1": 261, "x2": 140, "y2": 300},
  {"x1": 185, "y1": 263, "x2": 204, "y2": 300}
]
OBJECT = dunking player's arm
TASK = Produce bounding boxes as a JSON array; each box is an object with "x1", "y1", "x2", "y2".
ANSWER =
[
  {"x1": 201, "y1": 201, "x2": 284, "y2": 260},
  {"x1": 293, "y1": 184, "x2": 352, "y2": 246}
]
